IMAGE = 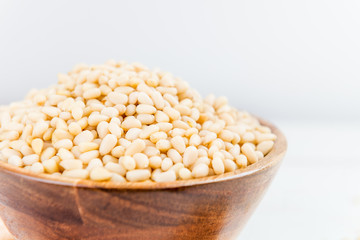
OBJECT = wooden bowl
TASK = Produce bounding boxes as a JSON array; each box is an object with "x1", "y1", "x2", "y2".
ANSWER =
[{"x1": 0, "y1": 120, "x2": 286, "y2": 240}]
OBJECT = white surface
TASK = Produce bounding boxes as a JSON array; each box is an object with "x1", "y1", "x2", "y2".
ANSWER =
[
  {"x1": 239, "y1": 121, "x2": 360, "y2": 240},
  {"x1": 0, "y1": 0, "x2": 360, "y2": 122}
]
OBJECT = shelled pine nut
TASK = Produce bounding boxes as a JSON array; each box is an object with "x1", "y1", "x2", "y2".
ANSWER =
[{"x1": 0, "y1": 61, "x2": 276, "y2": 182}]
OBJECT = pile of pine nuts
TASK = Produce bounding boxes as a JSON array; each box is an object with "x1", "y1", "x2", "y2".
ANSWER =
[{"x1": 0, "y1": 61, "x2": 276, "y2": 182}]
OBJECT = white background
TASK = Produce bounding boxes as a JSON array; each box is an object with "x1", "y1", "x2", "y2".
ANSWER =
[{"x1": 0, "y1": 1, "x2": 359, "y2": 239}]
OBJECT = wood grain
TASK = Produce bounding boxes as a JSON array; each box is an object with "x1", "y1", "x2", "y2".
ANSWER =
[{"x1": 0, "y1": 120, "x2": 286, "y2": 240}]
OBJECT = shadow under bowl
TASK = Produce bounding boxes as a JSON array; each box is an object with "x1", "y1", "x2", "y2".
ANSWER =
[{"x1": 0, "y1": 119, "x2": 286, "y2": 240}]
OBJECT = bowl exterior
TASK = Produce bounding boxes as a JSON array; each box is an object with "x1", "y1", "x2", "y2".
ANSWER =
[{"x1": 0, "y1": 157, "x2": 283, "y2": 240}]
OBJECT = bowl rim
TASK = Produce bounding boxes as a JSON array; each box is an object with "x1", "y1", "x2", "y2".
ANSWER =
[{"x1": 0, "y1": 118, "x2": 287, "y2": 190}]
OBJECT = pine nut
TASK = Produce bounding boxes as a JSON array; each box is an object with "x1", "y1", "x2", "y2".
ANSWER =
[
  {"x1": 0, "y1": 131, "x2": 19, "y2": 141},
  {"x1": 149, "y1": 156, "x2": 162, "y2": 169},
  {"x1": 163, "y1": 107, "x2": 180, "y2": 121},
  {"x1": 32, "y1": 121, "x2": 49, "y2": 138},
  {"x1": 170, "y1": 136, "x2": 186, "y2": 154},
  {"x1": 236, "y1": 154, "x2": 248, "y2": 168},
  {"x1": 179, "y1": 168, "x2": 192, "y2": 180},
  {"x1": 30, "y1": 162, "x2": 45, "y2": 174},
  {"x1": 99, "y1": 134, "x2": 118, "y2": 155},
  {"x1": 101, "y1": 107, "x2": 119, "y2": 118},
  {"x1": 23, "y1": 154, "x2": 40, "y2": 166},
  {"x1": 183, "y1": 146, "x2": 198, "y2": 167},
  {"x1": 31, "y1": 138, "x2": 43, "y2": 155},
  {"x1": 144, "y1": 146, "x2": 160, "y2": 157},
  {"x1": 139, "y1": 125, "x2": 159, "y2": 139},
  {"x1": 68, "y1": 122, "x2": 82, "y2": 136},
  {"x1": 42, "y1": 159, "x2": 59, "y2": 173},
  {"x1": 149, "y1": 91, "x2": 164, "y2": 110},
  {"x1": 86, "y1": 158, "x2": 103, "y2": 171},
  {"x1": 138, "y1": 92, "x2": 153, "y2": 105},
  {"x1": 71, "y1": 107, "x2": 83, "y2": 121},
  {"x1": 212, "y1": 157, "x2": 225, "y2": 175},
  {"x1": 133, "y1": 153, "x2": 149, "y2": 169},
  {"x1": 62, "y1": 169, "x2": 89, "y2": 179},
  {"x1": 71, "y1": 146, "x2": 81, "y2": 158},
  {"x1": 121, "y1": 116, "x2": 141, "y2": 130},
  {"x1": 60, "y1": 159, "x2": 83, "y2": 170},
  {"x1": 108, "y1": 92, "x2": 128, "y2": 105},
  {"x1": 223, "y1": 159, "x2": 236, "y2": 172},
  {"x1": 167, "y1": 149, "x2": 182, "y2": 163},
  {"x1": 256, "y1": 150, "x2": 264, "y2": 159},
  {"x1": 136, "y1": 104, "x2": 157, "y2": 114},
  {"x1": 256, "y1": 133, "x2": 277, "y2": 143},
  {"x1": 8, "y1": 155, "x2": 23, "y2": 167},
  {"x1": 170, "y1": 162, "x2": 185, "y2": 177},
  {"x1": 111, "y1": 173, "x2": 126, "y2": 182},
  {"x1": 41, "y1": 147, "x2": 56, "y2": 161},
  {"x1": 125, "y1": 128, "x2": 142, "y2": 141},
  {"x1": 97, "y1": 121, "x2": 109, "y2": 139},
  {"x1": 88, "y1": 113, "x2": 109, "y2": 127},
  {"x1": 79, "y1": 150, "x2": 100, "y2": 164},
  {"x1": 161, "y1": 157, "x2": 173, "y2": 171},
  {"x1": 53, "y1": 139, "x2": 73, "y2": 150},
  {"x1": 126, "y1": 169, "x2": 151, "y2": 182},
  {"x1": 83, "y1": 88, "x2": 102, "y2": 99},
  {"x1": 155, "y1": 111, "x2": 170, "y2": 123},
  {"x1": 192, "y1": 163, "x2": 209, "y2": 178},
  {"x1": 120, "y1": 156, "x2": 136, "y2": 171},
  {"x1": 74, "y1": 130, "x2": 94, "y2": 145},
  {"x1": 156, "y1": 139, "x2": 171, "y2": 152},
  {"x1": 125, "y1": 139, "x2": 146, "y2": 156},
  {"x1": 256, "y1": 140, "x2": 274, "y2": 155},
  {"x1": 57, "y1": 148, "x2": 75, "y2": 160},
  {"x1": 153, "y1": 170, "x2": 176, "y2": 182},
  {"x1": 111, "y1": 146, "x2": 125, "y2": 158},
  {"x1": 157, "y1": 122, "x2": 173, "y2": 132},
  {"x1": 189, "y1": 134, "x2": 201, "y2": 146},
  {"x1": 150, "y1": 132, "x2": 167, "y2": 143},
  {"x1": 102, "y1": 155, "x2": 118, "y2": 164},
  {"x1": 108, "y1": 121, "x2": 123, "y2": 138},
  {"x1": 105, "y1": 162, "x2": 126, "y2": 176},
  {"x1": 90, "y1": 167, "x2": 112, "y2": 181},
  {"x1": 79, "y1": 142, "x2": 99, "y2": 153},
  {"x1": 42, "y1": 107, "x2": 60, "y2": 117},
  {"x1": 241, "y1": 143, "x2": 258, "y2": 164},
  {"x1": 137, "y1": 114, "x2": 155, "y2": 124}
]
